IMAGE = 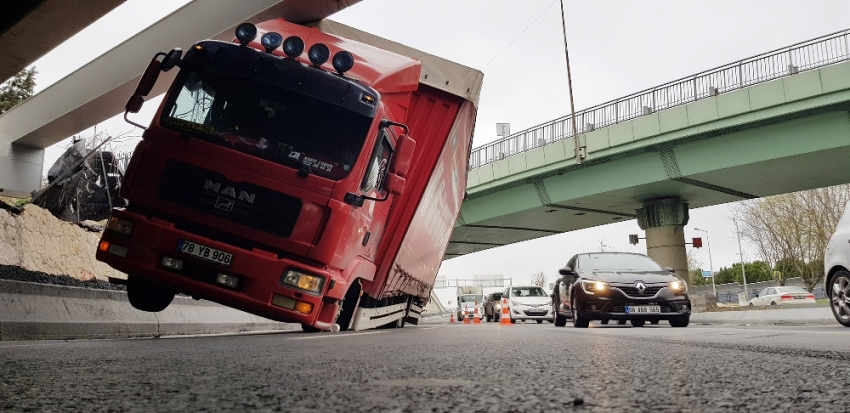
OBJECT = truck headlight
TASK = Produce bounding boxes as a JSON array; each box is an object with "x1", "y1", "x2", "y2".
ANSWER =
[
  {"x1": 279, "y1": 269, "x2": 324, "y2": 293},
  {"x1": 106, "y1": 217, "x2": 134, "y2": 235}
]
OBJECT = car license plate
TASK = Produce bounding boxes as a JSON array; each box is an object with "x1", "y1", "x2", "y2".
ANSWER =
[
  {"x1": 177, "y1": 240, "x2": 232, "y2": 266},
  {"x1": 625, "y1": 305, "x2": 661, "y2": 314}
]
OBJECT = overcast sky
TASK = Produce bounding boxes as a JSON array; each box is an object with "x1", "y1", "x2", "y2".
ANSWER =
[{"x1": 29, "y1": 0, "x2": 850, "y2": 285}]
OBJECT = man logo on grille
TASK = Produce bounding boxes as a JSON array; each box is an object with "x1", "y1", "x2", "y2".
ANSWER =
[{"x1": 635, "y1": 282, "x2": 646, "y2": 295}]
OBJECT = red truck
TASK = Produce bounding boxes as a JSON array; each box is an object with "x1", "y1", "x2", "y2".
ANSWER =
[{"x1": 96, "y1": 19, "x2": 482, "y2": 332}]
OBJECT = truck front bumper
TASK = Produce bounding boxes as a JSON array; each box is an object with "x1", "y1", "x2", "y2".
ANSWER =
[{"x1": 96, "y1": 209, "x2": 339, "y2": 328}]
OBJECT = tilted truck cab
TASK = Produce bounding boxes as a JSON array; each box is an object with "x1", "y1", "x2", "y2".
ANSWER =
[{"x1": 96, "y1": 19, "x2": 482, "y2": 331}]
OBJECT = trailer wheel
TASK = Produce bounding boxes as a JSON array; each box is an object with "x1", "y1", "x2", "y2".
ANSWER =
[{"x1": 127, "y1": 274, "x2": 175, "y2": 312}]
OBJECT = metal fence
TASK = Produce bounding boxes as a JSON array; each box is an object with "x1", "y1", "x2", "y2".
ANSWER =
[
  {"x1": 468, "y1": 28, "x2": 850, "y2": 169},
  {"x1": 691, "y1": 277, "x2": 827, "y2": 303}
]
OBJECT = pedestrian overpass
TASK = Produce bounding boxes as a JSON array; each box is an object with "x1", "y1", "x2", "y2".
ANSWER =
[{"x1": 448, "y1": 29, "x2": 850, "y2": 279}]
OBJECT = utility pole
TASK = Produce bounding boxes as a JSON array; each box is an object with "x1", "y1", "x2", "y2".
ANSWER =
[
  {"x1": 694, "y1": 228, "x2": 716, "y2": 298},
  {"x1": 559, "y1": 0, "x2": 582, "y2": 164},
  {"x1": 734, "y1": 220, "x2": 749, "y2": 299}
]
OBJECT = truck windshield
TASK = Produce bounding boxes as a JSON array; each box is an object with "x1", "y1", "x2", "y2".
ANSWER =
[{"x1": 162, "y1": 68, "x2": 371, "y2": 180}]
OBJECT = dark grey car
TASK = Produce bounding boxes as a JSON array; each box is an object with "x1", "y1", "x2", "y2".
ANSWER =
[
  {"x1": 552, "y1": 252, "x2": 691, "y2": 328},
  {"x1": 483, "y1": 292, "x2": 504, "y2": 321}
]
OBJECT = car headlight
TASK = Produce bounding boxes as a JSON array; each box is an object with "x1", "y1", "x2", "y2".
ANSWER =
[
  {"x1": 581, "y1": 280, "x2": 608, "y2": 295},
  {"x1": 669, "y1": 280, "x2": 687, "y2": 294},
  {"x1": 279, "y1": 269, "x2": 324, "y2": 293},
  {"x1": 512, "y1": 301, "x2": 522, "y2": 307},
  {"x1": 495, "y1": 304, "x2": 501, "y2": 310}
]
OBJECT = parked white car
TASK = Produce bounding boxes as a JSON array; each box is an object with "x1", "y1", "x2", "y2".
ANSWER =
[
  {"x1": 824, "y1": 202, "x2": 850, "y2": 327},
  {"x1": 747, "y1": 286, "x2": 815, "y2": 307},
  {"x1": 504, "y1": 285, "x2": 553, "y2": 324}
]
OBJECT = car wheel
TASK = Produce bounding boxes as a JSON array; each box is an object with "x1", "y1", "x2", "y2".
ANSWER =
[
  {"x1": 127, "y1": 274, "x2": 176, "y2": 312},
  {"x1": 600, "y1": 319, "x2": 609, "y2": 325},
  {"x1": 537, "y1": 320, "x2": 543, "y2": 324},
  {"x1": 829, "y1": 270, "x2": 850, "y2": 327},
  {"x1": 630, "y1": 319, "x2": 646, "y2": 327},
  {"x1": 617, "y1": 319, "x2": 627, "y2": 325},
  {"x1": 571, "y1": 298, "x2": 589, "y2": 328},
  {"x1": 554, "y1": 310, "x2": 568, "y2": 327},
  {"x1": 510, "y1": 317, "x2": 516, "y2": 324},
  {"x1": 770, "y1": 301, "x2": 777, "y2": 306},
  {"x1": 649, "y1": 320, "x2": 659, "y2": 325},
  {"x1": 748, "y1": 303, "x2": 754, "y2": 306},
  {"x1": 669, "y1": 316, "x2": 690, "y2": 328}
]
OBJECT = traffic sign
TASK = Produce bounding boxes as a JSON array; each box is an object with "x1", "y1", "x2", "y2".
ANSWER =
[{"x1": 702, "y1": 270, "x2": 713, "y2": 278}]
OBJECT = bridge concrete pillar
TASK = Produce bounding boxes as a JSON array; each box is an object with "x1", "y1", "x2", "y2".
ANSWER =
[{"x1": 636, "y1": 199, "x2": 690, "y2": 285}]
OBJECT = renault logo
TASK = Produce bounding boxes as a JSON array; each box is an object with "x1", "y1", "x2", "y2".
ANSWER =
[{"x1": 635, "y1": 282, "x2": 647, "y2": 295}]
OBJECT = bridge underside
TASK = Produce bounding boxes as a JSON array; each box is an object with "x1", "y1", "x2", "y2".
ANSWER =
[{"x1": 447, "y1": 64, "x2": 850, "y2": 259}]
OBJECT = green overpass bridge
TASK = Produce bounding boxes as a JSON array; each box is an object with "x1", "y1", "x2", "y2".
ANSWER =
[{"x1": 448, "y1": 29, "x2": 850, "y2": 281}]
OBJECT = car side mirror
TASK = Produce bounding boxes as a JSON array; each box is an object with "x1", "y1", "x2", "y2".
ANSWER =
[
  {"x1": 558, "y1": 267, "x2": 574, "y2": 276},
  {"x1": 753, "y1": 293, "x2": 759, "y2": 298},
  {"x1": 664, "y1": 267, "x2": 675, "y2": 273}
]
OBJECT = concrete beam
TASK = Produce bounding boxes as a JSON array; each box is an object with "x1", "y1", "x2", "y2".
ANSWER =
[{"x1": 0, "y1": 0, "x2": 126, "y2": 83}]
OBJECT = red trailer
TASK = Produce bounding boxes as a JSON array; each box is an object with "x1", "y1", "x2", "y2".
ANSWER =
[{"x1": 96, "y1": 18, "x2": 482, "y2": 331}]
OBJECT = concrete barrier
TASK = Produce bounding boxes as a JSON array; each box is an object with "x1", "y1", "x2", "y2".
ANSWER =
[{"x1": 0, "y1": 280, "x2": 298, "y2": 341}]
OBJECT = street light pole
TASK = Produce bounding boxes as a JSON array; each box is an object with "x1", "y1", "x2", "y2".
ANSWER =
[
  {"x1": 733, "y1": 219, "x2": 749, "y2": 299},
  {"x1": 694, "y1": 228, "x2": 716, "y2": 297}
]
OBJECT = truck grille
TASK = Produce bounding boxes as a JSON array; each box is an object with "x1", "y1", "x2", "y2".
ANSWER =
[{"x1": 157, "y1": 160, "x2": 301, "y2": 238}]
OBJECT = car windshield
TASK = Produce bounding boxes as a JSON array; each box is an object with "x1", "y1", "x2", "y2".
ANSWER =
[
  {"x1": 162, "y1": 68, "x2": 371, "y2": 180},
  {"x1": 510, "y1": 287, "x2": 547, "y2": 297},
  {"x1": 578, "y1": 253, "x2": 663, "y2": 271},
  {"x1": 459, "y1": 294, "x2": 483, "y2": 303}
]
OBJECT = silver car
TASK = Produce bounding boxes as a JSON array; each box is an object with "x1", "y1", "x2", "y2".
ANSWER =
[{"x1": 504, "y1": 285, "x2": 553, "y2": 324}]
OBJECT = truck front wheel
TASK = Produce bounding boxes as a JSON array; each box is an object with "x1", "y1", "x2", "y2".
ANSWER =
[{"x1": 127, "y1": 274, "x2": 175, "y2": 312}]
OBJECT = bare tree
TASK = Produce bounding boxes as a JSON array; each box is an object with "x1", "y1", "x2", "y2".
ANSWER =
[
  {"x1": 735, "y1": 184, "x2": 850, "y2": 291},
  {"x1": 530, "y1": 271, "x2": 547, "y2": 287}
]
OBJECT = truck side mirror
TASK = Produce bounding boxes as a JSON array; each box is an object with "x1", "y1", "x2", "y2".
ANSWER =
[
  {"x1": 160, "y1": 48, "x2": 183, "y2": 72},
  {"x1": 385, "y1": 173, "x2": 405, "y2": 195},
  {"x1": 125, "y1": 48, "x2": 182, "y2": 115},
  {"x1": 390, "y1": 134, "x2": 416, "y2": 177}
]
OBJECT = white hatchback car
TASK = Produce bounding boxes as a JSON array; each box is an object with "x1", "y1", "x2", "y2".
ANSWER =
[
  {"x1": 747, "y1": 286, "x2": 815, "y2": 307},
  {"x1": 504, "y1": 285, "x2": 553, "y2": 324},
  {"x1": 824, "y1": 202, "x2": 850, "y2": 327}
]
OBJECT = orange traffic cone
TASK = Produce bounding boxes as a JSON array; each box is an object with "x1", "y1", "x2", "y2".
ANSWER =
[
  {"x1": 463, "y1": 305, "x2": 470, "y2": 324},
  {"x1": 473, "y1": 300, "x2": 482, "y2": 324},
  {"x1": 500, "y1": 297, "x2": 511, "y2": 325},
  {"x1": 449, "y1": 311, "x2": 455, "y2": 323}
]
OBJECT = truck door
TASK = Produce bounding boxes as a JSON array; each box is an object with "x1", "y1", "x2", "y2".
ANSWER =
[{"x1": 358, "y1": 132, "x2": 395, "y2": 261}]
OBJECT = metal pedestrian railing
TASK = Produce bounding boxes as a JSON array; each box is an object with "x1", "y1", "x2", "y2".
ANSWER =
[{"x1": 468, "y1": 28, "x2": 850, "y2": 170}]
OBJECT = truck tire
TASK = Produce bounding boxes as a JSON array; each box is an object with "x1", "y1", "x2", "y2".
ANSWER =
[{"x1": 127, "y1": 274, "x2": 175, "y2": 312}]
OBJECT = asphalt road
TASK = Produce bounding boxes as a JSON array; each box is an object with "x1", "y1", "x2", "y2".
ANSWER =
[{"x1": 1, "y1": 319, "x2": 848, "y2": 412}]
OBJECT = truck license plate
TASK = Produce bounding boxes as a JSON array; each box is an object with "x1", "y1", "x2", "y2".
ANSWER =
[
  {"x1": 625, "y1": 305, "x2": 660, "y2": 314},
  {"x1": 177, "y1": 240, "x2": 232, "y2": 266}
]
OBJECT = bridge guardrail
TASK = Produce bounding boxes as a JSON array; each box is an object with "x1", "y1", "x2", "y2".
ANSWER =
[{"x1": 469, "y1": 28, "x2": 850, "y2": 170}]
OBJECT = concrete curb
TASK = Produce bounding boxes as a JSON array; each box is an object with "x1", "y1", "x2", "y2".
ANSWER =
[
  {"x1": 691, "y1": 306, "x2": 836, "y2": 325},
  {"x1": 0, "y1": 280, "x2": 298, "y2": 341}
]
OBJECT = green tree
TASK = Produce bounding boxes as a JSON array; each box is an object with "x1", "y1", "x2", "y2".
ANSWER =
[
  {"x1": 712, "y1": 261, "x2": 771, "y2": 284},
  {"x1": 0, "y1": 67, "x2": 37, "y2": 115}
]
